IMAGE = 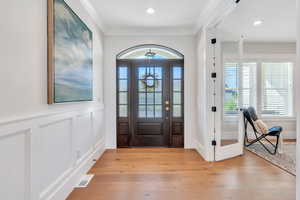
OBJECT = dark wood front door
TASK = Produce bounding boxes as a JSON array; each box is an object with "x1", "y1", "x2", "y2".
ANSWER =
[{"x1": 117, "y1": 59, "x2": 184, "y2": 147}]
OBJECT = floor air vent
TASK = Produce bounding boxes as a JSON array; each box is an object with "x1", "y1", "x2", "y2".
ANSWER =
[{"x1": 75, "y1": 174, "x2": 94, "y2": 188}]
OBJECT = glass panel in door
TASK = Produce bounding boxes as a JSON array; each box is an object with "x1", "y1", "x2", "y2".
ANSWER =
[{"x1": 137, "y1": 66, "x2": 163, "y2": 119}]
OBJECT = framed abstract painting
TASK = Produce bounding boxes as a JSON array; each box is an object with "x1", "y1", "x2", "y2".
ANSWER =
[{"x1": 47, "y1": 0, "x2": 93, "y2": 104}]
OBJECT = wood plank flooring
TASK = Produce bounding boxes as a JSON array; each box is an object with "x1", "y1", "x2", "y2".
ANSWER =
[{"x1": 67, "y1": 148, "x2": 295, "y2": 200}]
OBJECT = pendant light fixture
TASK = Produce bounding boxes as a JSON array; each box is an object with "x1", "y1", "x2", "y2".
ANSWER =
[{"x1": 141, "y1": 49, "x2": 158, "y2": 90}]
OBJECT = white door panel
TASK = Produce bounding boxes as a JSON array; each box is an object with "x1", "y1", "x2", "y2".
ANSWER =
[{"x1": 215, "y1": 111, "x2": 245, "y2": 161}]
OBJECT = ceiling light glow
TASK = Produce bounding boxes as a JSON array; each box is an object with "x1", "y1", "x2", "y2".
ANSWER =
[
  {"x1": 253, "y1": 20, "x2": 263, "y2": 26},
  {"x1": 146, "y1": 8, "x2": 155, "y2": 14}
]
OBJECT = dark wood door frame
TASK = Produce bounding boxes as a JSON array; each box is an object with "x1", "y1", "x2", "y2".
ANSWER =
[{"x1": 117, "y1": 59, "x2": 184, "y2": 148}]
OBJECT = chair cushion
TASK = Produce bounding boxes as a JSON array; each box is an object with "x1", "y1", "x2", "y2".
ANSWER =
[
  {"x1": 254, "y1": 119, "x2": 269, "y2": 134},
  {"x1": 268, "y1": 126, "x2": 282, "y2": 136}
]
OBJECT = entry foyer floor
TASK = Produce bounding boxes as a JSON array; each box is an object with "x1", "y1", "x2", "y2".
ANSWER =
[{"x1": 67, "y1": 148, "x2": 295, "y2": 200}]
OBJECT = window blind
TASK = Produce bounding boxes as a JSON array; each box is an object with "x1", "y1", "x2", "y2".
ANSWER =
[
  {"x1": 261, "y1": 63, "x2": 293, "y2": 116},
  {"x1": 224, "y1": 63, "x2": 238, "y2": 114},
  {"x1": 240, "y1": 63, "x2": 257, "y2": 109},
  {"x1": 224, "y1": 62, "x2": 256, "y2": 114}
]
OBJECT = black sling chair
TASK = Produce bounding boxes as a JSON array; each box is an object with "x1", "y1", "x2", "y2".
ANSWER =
[{"x1": 243, "y1": 107, "x2": 282, "y2": 155}]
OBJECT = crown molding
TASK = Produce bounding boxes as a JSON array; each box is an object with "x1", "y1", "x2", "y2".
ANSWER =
[
  {"x1": 81, "y1": 0, "x2": 237, "y2": 36},
  {"x1": 79, "y1": 0, "x2": 108, "y2": 33},
  {"x1": 193, "y1": 0, "x2": 237, "y2": 34},
  {"x1": 104, "y1": 27, "x2": 196, "y2": 36}
]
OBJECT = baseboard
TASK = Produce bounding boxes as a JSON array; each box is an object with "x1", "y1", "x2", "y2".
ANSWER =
[
  {"x1": 195, "y1": 141, "x2": 207, "y2": 161},
  {"x1": 281, "y1": 132, "x2": 297, "y2": 140},
  {"x1": 105, "y1": 145, "x2": 116, "y2": 149},
  {"x1": 47, "y1": 139, "x2": 106, "y2": 200}
]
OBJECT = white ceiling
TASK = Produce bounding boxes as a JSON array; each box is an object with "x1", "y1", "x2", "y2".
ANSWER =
[
  {"x1": 218, "y1": 0, "x2": 297, "y2": 42},
  {"x1": 85, "y1": 0, "x2": 211, "y2": 35}
]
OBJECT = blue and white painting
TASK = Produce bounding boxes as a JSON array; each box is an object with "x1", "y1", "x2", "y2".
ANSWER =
[{"x1": 53, "y1": 0, "x2": 93, "y2": 103}]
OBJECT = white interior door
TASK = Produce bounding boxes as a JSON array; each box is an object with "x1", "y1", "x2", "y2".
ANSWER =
[
  {"x1": 213, "y1": 30, "x2": 245, "y2": 161},
  {"x1": 215, "y1": 110, "x2": 245, "y2": 161}
]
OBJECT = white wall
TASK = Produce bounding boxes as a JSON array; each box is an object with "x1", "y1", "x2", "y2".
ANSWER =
[
  {"x1": 0, "y1": 0, "x2": 105, "y2": 199},
  {"x1": 103, "y1": 35, "x2": 197, "y2": 149},
  {"x1": 194, "y1": 28, "x2": 212, "y2": 160},
  {"x1": 296, "y1": 0, "x2": 300, "y2": 199}
]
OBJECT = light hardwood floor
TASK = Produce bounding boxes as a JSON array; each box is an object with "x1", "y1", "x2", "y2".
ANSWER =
[{"x1": 67, "y1": 148, "x2": 295, "y2": 200}]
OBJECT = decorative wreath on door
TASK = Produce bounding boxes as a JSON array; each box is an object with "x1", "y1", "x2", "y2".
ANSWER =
[{"x1": 141, "y1": 73, "x2": 159, "y2": 90}]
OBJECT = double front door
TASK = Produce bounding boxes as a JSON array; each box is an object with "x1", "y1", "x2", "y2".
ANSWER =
[{"x1": 117, "y1": 59, "x2": 184, "y2": 147}]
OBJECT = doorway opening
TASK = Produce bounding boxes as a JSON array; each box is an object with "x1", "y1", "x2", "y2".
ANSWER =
[
  {"x1": 116, "y1": 44, "x2": 184, "y2": 147},
  {"x1": 205, "y1": 0, "x2": 296, "y2": 176}
]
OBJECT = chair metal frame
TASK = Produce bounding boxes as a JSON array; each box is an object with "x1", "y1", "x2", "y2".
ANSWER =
[{"x1": 243, "y1": 109, "x2": 280, "y2": 155}]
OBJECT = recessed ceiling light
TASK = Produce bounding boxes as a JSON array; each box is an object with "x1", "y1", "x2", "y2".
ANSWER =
[
  {"x1": 253, "y1": 20, "x2": 263, "y2": 26},
  {"x1": 146, "y1": 8, "x2": 155, "y2": 14}
]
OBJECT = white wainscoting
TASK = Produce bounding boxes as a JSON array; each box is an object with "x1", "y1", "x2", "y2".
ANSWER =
[{"x1": 0, "y1": 105, "x2": 105, "y2": 200}]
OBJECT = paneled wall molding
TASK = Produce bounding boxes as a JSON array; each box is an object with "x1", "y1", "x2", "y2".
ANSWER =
[
  {"x1": 0, "y1": 105, "x2": 106, "y2": 200},
  {"x1": 0, "y1": 103, "x2": 104, "y2": 127},
  {"x1": 0, "y1": 128, "x2": 32, "y2": 200},
  {"x1": 39, "y1": 167, "x2": 74, "y2": 200},
  {"x1": 45, "y1": 138, "x2": 105, "y2": 200}
]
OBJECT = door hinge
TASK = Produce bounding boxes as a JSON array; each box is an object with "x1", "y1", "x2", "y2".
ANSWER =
[
  {"x1": 211, "y1": 72, "x2": 217, "y2": 78},
  {"x1": 212, "y1": 106, "x2": 217, "y2": 112},
  {"x1": 212, "y1": 140, "x2": 217, "y2": 146},
  {"x1": 211, "y1": 38, "x2": 217, "y2": 44}
]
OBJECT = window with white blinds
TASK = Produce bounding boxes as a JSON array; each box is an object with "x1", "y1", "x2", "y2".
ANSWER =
[
  {"x1": 240, "y1": 63, "x2": 257, "y2": 109},
  {"x1": 223, "y1": 61, "x2": 293, "y2": 117},
  {"x1": 224, "y1": 63, "x2": 238, "y2": 114},
  {"x1": 224, "y1": 62, "x2": 256, "y2": 115},
  {"x1": 261, "y1": 63, "x2": 293, "y2": 116}
]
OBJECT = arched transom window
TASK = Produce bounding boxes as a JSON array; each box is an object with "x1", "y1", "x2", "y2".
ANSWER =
[{"x1": 117, "y1": 44, "x2": 184, "y2": 60}]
